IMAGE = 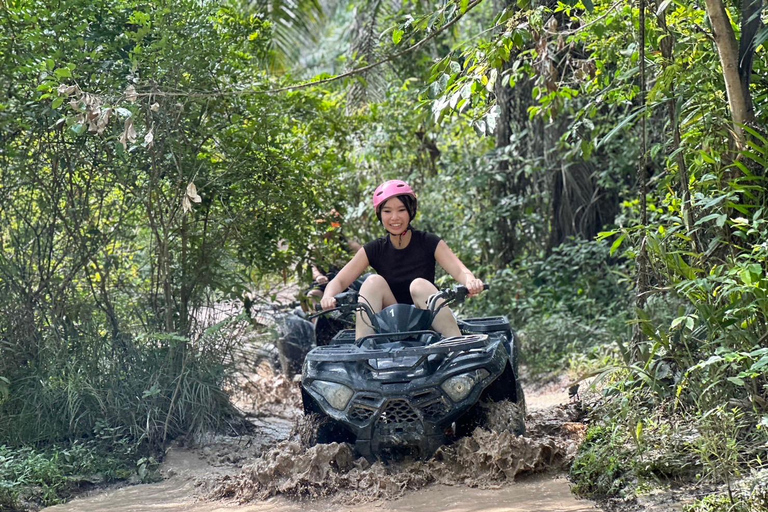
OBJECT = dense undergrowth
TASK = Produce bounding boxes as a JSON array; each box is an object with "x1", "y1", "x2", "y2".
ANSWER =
[
  {"x1": 468, "y1": 225, "x2": 768, "y2": 511},
  {"x1": 464, "y1": 237, "x2": 634, "y2": 377},
  {"x1": 0, "y1": 440, "x2": 158, "y2": 511}
]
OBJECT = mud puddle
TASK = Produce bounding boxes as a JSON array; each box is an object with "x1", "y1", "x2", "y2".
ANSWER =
[{"x1": 45, "y1": 371, "x2": 596, "y2": 512}]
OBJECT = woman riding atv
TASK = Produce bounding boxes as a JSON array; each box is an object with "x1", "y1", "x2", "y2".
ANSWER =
[{"x1": 320, "y1": 179, "x2": 485, "y2": 338}]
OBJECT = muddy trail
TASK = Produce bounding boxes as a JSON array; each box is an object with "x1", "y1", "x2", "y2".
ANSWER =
[{"x1": 44, "y1": 364, "x2": 603, "y2": 512}]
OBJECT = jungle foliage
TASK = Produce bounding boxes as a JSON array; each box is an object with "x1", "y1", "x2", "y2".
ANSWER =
[
  {"x1": 0, "y1": 0, "x2": 352, "y2": 507},
  {"x1": 315, "y1": 0, "x2": 768, "y2": 507},
  {"x1": 0, "y1": 0, "x2": 767, "y2": 509}
]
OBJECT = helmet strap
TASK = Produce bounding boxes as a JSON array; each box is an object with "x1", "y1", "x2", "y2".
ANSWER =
[{"x1": 389, "y1": 226, "x2": 411, "y2": 248}]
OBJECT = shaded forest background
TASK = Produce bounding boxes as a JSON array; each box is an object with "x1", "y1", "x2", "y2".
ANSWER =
[{"x1": 0, "y1": 0, "x2": 767, "y2": 510}]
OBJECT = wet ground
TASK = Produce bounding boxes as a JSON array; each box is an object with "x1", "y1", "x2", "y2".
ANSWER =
[{"x1": 45, "y1": 364, "x2": 599, "y2": 512}]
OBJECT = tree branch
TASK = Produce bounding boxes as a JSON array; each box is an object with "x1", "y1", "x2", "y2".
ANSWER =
[{"x1": 132, "y1": 0, "x2": 488, "y2": 99}]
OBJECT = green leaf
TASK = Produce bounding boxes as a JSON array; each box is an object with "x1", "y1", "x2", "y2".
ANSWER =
[
  {"x1": 695, "y1": 213, "x2": 726, "y2": 226},
  {"x1": 610, "y1": 233, "x2": 626, "y2": 256},
  {"x1": 52, "y1": 96, "x2": 64, "y2": 109},
  {"x1": 726, "y1": 377, "x2": 745, "y2": 386},
  {"x1": 392, "y1": 29, "x2": 404, "y2": 45},
  {"x1": 54, "y1": 67, "x2": 72, "y2": 79},
  {"x1": 656, "y1": 0, "x2": 673, "y2": 15},
  {"x1": 671, "y1": 316, "x2": 686, "y2": 329},
  {"x1": 598, "y1": 107, "x2": 642, "y2": 148},
  {"x1": 748, "y1": 355, "x2": 768, "y2": 373}
]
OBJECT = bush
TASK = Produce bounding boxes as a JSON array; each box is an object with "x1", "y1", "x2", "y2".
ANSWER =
[
  {"x1": 570, "y1": 425, "x2": 633, "y2": 498},
  {"x1": 464, "y1": 238, "x2": 633, "y2": 374},
  {"x1": 0, "y1": 439, "x2": 155, "y2": 510}
]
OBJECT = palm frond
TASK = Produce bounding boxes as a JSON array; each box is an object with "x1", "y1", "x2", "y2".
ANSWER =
[
  {"x1": 241, "y1": 0, "x2": 329, "y2": 72},
  {"x1": 345, "y1": 0, "x2": 400, "y2": 108}
]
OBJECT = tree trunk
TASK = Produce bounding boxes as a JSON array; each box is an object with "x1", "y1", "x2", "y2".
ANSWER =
[
  {"x1": 490, "y1": 0, "x2": 520, "y2": 267},
  {"x1": 737, "y1": 0, "x2": 762, "y2": 121},
  {"x1": 703, "y1": 0, "x2": 756, "y2": 148}
]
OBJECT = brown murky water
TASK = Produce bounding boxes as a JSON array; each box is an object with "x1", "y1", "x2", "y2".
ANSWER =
[
  {"x1": 46, "y1": 364, "x2": 597, "y2": 512},
  {"x1": 46, "y1": 472, "x2": 594, "y2": 512}
]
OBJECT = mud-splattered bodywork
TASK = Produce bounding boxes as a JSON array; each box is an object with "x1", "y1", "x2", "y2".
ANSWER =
[{"x1": 301, "y1": 312, "x2": 524, "y2": 459}]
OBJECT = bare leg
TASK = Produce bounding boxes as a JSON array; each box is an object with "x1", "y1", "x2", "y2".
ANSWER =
[
  {"x1": 356, "y1": 275, "x2": 397, "y2": 338},
  {"x1": 410, "y1": 278, "x2": 461, "y2": 337}
]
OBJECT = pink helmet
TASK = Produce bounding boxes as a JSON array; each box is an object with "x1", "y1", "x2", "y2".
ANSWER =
[
  {"x1": 373, "y1": 180, "x2": 418, "y2": 223},
  {"x1": 373, "y1": 180, "x2": 416, "y2": 210}
]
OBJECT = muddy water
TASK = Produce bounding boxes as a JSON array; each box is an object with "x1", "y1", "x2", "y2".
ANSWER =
[
  {"x1": 47, "y1": 475, "x2": 594, "y2": 512},
  {"x1": 46, "y1": 373, "x2": 596, "y2": 512}
]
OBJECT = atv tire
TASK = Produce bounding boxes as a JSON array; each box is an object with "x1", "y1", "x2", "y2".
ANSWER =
[
  {"x1": 454, "y1": 399, "x2": 526, "y2": 437},
  {"x1": 453, "y1": 361, "x2": 526, "y2": 438},
  {"x1": 250, "y1": 342, "x2": 281, "y2": 377},
  {"x1": 300, "y1": 389, "x2": 355, "y2": 446}
]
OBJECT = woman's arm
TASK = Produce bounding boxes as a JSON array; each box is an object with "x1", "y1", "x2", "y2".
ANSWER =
[
  {"x1": 321, "y1": 247, "x2": 370, "y2": 309},
  {"x1": 434, "y1": 240, "x2": 484, "y2": 295}
]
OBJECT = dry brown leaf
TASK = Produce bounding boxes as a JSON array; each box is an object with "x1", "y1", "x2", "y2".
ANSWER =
[
  {"x1": 186, "y1": 182, "x2": 202, "y2": 203},
  {"x1": 125, "y1": 85, "x2": 138, "y2": 103}
]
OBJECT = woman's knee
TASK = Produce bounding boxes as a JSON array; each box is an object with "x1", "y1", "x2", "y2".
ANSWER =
[
  {"x1": 410, "y1": 278, "x2": 437, "y2": 308},
  {"x1": 360, "y1": 274, "x2": 387, "y2": 294}
]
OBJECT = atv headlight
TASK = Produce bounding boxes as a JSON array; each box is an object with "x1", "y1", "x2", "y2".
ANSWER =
[
  {"x1": 441, "y1": 369, "x2": 490, "y2": 402},
  {"x1": 312, "y1": 380, "x2": 354, "y2": 410}
]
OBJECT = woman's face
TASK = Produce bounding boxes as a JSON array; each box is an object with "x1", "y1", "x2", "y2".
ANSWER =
[{"x1": 380, "y1": 196, "x2": 410, "y2": 235}]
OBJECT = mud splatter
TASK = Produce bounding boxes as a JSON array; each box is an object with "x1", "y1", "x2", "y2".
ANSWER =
[
  {"x1": 208, "y1": 401, "x2": 586, "y2": 505},
  {"x1": 229, "y1": 352, "x2": 302, "y2": 419},
  {"x1": 240, "y1": 372, "x2": 301, "y2": 411}
]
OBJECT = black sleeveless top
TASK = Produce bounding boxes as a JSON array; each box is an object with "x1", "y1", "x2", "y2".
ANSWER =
[{"x1": 363, "y1": 229, "x2": 441, "y2": 304}]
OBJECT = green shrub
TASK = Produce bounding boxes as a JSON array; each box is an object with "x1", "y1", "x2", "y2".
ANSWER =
[
  {"x1": 0, "y1": 439, "x2": 154, "y2": 510},
  {"x1": 465, "y1": 238, "x2": 633, "y2": 374},
  {"x1": 570, "y1": 425, "x2": 634, "y2": 498}
]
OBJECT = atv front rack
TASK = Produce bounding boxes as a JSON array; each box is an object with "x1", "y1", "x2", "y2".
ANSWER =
[{"x1": 304, "y1": 333, "x2": 489, "y2": 362}]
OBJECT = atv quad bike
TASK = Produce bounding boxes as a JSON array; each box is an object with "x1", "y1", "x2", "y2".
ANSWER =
[
  {"x1": 300, "y1": 284, "x2": 525, "y2": 460},
  {"x1": 250, "y1": 276, "x2": 367, "y2": 377}
]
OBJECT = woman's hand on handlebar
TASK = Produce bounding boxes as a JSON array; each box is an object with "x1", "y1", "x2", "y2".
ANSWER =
[
  {"x1": 465, "y1": 277, "x2": 485, "y2": 297},
  {"x1": 320, "y1": 294, "x2": 337, "y2": 311}
]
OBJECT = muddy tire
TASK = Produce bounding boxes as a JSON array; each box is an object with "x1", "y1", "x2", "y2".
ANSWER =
[
  {"x1": 454, "y1": 399, "x2": 525, "y2": 437},
  {"x1": 251, "y1": 343, "x2": 281, "y2": 377},
  {"x1": 296, "y1": 412, "x2": 354, "y2": 447},
  {"x1": 314, "y1": 418, "x2": 354, "y2": 445},
  {"x1": 300, "y1": 389, "x2": 355, "y2": 446},
  {"x1": 493, "y1": 400, "x2": 526, "y2": 436},
  {"x1": 453, "y1": 363, "x2": 527, "y2": 438}
]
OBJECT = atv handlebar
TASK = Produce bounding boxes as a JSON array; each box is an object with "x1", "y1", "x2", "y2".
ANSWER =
[
  {"x1": 309, "y1": 283, "x2": 489, "y2": 327},
  {"x1": 426, "y1": 283, "x2": 489, "y2": 311}
]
